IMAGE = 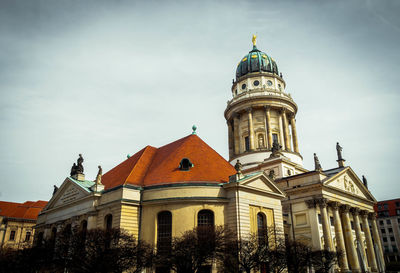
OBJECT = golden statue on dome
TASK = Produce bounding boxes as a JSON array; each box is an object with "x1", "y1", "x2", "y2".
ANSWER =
[{"x1": 252, "y1": 34, "x2": 257, "y2": 46}]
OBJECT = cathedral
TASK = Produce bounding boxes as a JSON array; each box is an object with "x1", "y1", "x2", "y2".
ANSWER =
[{"x1": 35, "y1": 37, "x2": 384, "y2": 273}]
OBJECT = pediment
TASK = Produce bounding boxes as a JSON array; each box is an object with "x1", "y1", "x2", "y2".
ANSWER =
[
  {"x1": 323, "y1": 168, "x2": 375, "y2": 202},
  {"x1": 46, "y1": 177, "x2": 91, "y2": 210},
  {"x1": 239, "y1": 172, "x2": 285, "y2": 197}
]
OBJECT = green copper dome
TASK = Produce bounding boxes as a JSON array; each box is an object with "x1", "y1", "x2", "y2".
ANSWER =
[{"x1": 236, "y1": 45, "x2": 279, "y2": 80}]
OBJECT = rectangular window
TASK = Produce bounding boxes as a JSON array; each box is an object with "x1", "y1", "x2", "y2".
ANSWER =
[
  {"x1": 387, "y1": 219, "x2": 391, "y2": 225},
  {"x1": 378, "y1": 204, "x2": 382, "y2": 210},
  {"x1": 396, "y1": 209, "x2": 400, "y2": 215},
  {"x1": 25, "y1": 231, "x2": 31, "y2": 242},
  {"x1": 390, "y1": 236, "x2": 395, "y2": 241},
  {"x1": 9, "y1": 230, "x2": 16, "y2": 241},
  {"x1": 244, "y1": 136, "x2": 250, "y2": 151},
  {"x1": 381, "y1": 228, "x2": 386, "y2": 234},
  {"x1": 393, "y1": 245, "x2": 398, "y2": 252},
  {"x1": 383, "y1": 237, "x2": 388, "y2": 242},
  {"x1": 384, "y1": 246, "x2": 389, "y2": 252},
  {"x1": 379, "y1": 220, "x2": 384, "y2": 225},
  {"x1": 272, "y1": 133, "x2": 278, "y2": 144},
  {"x1": 384, "y1": 203, "x2": 388, "y2": 210},
  {"x1": 388, "y1": 227, "x2": 393, "y2": 233},
  {"x1": 396, "y1": 202, "x2": 400, "y2": 207},
  {"x1": 397, "y1": 218, "x2": 400, "y2": 224}
]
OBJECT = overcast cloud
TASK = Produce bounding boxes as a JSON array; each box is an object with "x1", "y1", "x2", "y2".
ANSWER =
[{"x1": 0, "y1": 0, "x2": 399, "y2": 202}]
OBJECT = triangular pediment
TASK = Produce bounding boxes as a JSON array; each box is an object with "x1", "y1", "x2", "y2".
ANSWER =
[
  {"x1": 45, "y1": 177, "x2": 92, "y2": 210},
  {"x1": 239, "y1": 172, "x2": 285, "y2": 198},
  {"x1": 323, "y1": 167, "x2": 375, "y2": 202}
]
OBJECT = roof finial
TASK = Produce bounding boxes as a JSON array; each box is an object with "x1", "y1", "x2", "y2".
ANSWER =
[
  {"x1": 252, "y1": 34, "x2": 257, "y2": 47},
  {"x1": 192, "y1": 125, "x2": 197, "y2": 135}
]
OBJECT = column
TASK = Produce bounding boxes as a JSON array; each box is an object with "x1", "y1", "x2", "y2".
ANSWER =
[
  {"x1": 305, "y1": 199, "x2": 322, "y2": 249},
  {"x1": 341, "y1": 205, "x2": 361, "y2": 272},
  {"x1": 351, "y1": 208, "x2": 368, "y2": 271},
  {"x1": 329, "y1": 202, "x2": 349, "y2": 271},
  {"x1": 227, "y1": 120, "x2": 234, "y2": 159},
  {"x1": 281, "y1": 109, "x2": 291, "y2": 151},
  {"x1": 278, "y1": 111, "x2": 285, "y2": 150},
  {"x1": 247, "y1": 108, "x2": 255, "y2": 151},
  {"x1": 87, "y1": 213, "x2": 98, "y2": 230},
  {"x1": 360, "y1": 211, "x2": 377, "y2": 272},
  {"x1": 369, "y1": 213, "x2": 385, "y2": 272},
  {"x1": 317, "y1": 198, "x2": 333, "y2": 251},
  {"x1": 290, "y1": 114, "x2": 299, "y2": 153},
  {"x1": 233, "y1": 114, "x2": 240, "y2": 155},
  {"x1": 264, "y1": 106, "x2": 273, "y2": 149}
]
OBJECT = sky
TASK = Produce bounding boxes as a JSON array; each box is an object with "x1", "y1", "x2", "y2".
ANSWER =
[{"x1": 0, "y1": 0, "x2": 399, "y2": 203}]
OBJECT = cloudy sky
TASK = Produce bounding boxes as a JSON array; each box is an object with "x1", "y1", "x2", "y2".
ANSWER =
[{"x1": 1, "y1": 0, "x2": 399, "y2": 203}]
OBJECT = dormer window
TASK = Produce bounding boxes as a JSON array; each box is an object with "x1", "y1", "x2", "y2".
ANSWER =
[{"x1": 179, "y1": 158, "x2": 193, "y2": 171}]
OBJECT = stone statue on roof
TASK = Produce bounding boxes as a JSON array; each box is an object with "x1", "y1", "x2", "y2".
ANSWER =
[
  {"x1": 270, "y1": 139, "x2": 282, "y2": 157},
  {"x1": 77, "y1": 154, "x2": 84, "y2": 174},
  {"x1": 70, "y1": 163, "x2": 78, "y2": 176},
  {"x1": 362, "y1": 175, "x2": 368, "y2": 188},
  {"x1": 234, "y1": 159, "x2": 242, "y2": 174},
  {"x1": 314, "y1": 153, "x2": 322, "y2": 171},
  {"x1": 95, "y1": 165, "x2": 103, "y2": 185},
  {"x1": 336, "y1": 142, "x2": 343, "y2": 161}
]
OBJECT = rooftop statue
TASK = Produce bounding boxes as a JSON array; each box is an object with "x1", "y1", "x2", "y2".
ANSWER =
[
  {"x1": 336, "y1": 142, "x2": 343, "y2": 161},
  {"x1": 70, "y1": 154, "x2": 84, "y2": 176},
  {"x1": 95, "y1": 165, "x2": 103, "y2": 185},
  {"x1": 270, "y1": 139, "x2": 282, "y2": 157},
  {"x1": 362, "y1": 175, "x2": 368, "y2": 188},
  {"x1": 314, "y1": 153, "x2": 322, "y2": 171},
  {"x1": 252, "y1": 34, "x2": 257, "y2": 46},
  {"x1": 234, "y1": 159, "x2": 242, "y2": 174}
]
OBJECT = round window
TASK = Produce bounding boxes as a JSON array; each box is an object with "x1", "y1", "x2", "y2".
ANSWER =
[
  {"x1": 253, "y1": 80, "x2": 260, "y2": 86},
  {"x1": 241, "y1": 84, "x2": 247, "y2": 90},
  {"x1": 267, "y1": 80, "x2": 273, "y2": 86}
]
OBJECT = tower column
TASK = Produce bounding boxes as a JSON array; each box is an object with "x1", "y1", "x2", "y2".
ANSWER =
[
  {"x1": 227, "y1": 120, "x2": 234, "y2": 159},
  {"x1": 264, "y1": 106, "x2": 273, "y2": 149},
  {"x1": 247, "y1": 108, "x2": 255, "y2": 151},
  {"x1": 369, "y1": 213, "x2": 385, "y2": 272},
  {"x1": 360, "y1": 211, "x2": 377, "y2": 272},
  {"x1": 290, "y1": 114, "x2": 299, "y2": 153},
  {"x1": 329, "y1": 202, "x2": 349, "y2": 271},
  {"x1": 281, "y1": 109, "x2": 291, "y2": 151},
  {"x1": 233, "y1": 114, "x2": 240, "y2": 155},
  {"x1": 352, "y1": 208, "x2": 368, "y2": 271},
  {"x1": 317, "y1": 198, "x2": 333, "y2": 251},
  {"x1": 341, "y1": 205, "x2": 361, "y2": 272}
]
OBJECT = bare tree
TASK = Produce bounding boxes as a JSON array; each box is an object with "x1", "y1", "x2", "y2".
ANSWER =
[
  {"x1": 285, "y1": 240, "x2": 313, "y2": 273},
  {"x1": 310, "y1": 250, "x2": 341, "y2": 273},
  {"x1": 155, "y1": 225, "x2": 229, "y2": 273}
]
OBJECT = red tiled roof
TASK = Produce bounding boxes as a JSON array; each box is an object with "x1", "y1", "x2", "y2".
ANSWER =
[
  {"x1": 102, "y1": 134, "x2": 236, "y2": 189},
  {"x1": 0, "y1": 200, "x2": 47, "y2": 220}
]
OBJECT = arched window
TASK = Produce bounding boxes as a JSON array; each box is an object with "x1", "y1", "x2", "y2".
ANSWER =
[
  {"x1": 105, "y1": 214, "x2": 112, "y2": 231},
  {"x1": 179, "y1": 158, "x2": 193, "y2": 171},
  {"x1": 157, "y1": 211, "x2": 172, "y2": 255},
  {"x1": 198, "y1": 210, "x2": 214, "y2": 227},
  {"x1": 257, "y1": 213, "x2": 267, "y2": 244}
]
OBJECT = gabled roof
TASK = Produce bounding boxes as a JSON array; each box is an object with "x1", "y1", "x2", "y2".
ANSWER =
[
  {"x1": 0, "y1": 200, "x2": 47, "y2": 220},
  {"x1": 102, "y1": 134, "x2": 237, "y2": 189}
]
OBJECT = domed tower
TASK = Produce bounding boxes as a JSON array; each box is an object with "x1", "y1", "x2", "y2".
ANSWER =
[{"x1": 225, "y1": 36, "x2": 305, "y2": 177}]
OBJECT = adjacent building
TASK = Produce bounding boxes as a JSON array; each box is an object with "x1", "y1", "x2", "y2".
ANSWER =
[
  {"x1": 35, "y1": 37, "x2": 385, "y2": 273},
  {"x1": 0, "y1": 200, "x2": 47, "y2": 249},
  {"x1": 375, "y1": 198, "x2": 400, "y2": 263}
]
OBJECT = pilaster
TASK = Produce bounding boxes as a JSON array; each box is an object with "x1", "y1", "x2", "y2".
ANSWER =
[
  {"x1": 264, "y1": 106, "x2": 273, "y2": 149},
  {"x1": 290, "y1": 114, "x2": 299, "y2": 153},
  {"x1": 247, "y1": 108, "x2": 255, "y2": 151},
  {"x1": 281, "y1": 109, "x2": 291, "y2": 151},
  {"x1": 317, "y1": 198, "x2": 333, "y2": 251}
]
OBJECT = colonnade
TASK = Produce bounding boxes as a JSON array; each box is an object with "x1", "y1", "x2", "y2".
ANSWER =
[
  {"x1": 228, "y1": 106, "x2": 300, "y2": 158},
  {"x1": 306, "y1": 198, "x2": 384, "y2": 272}
]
